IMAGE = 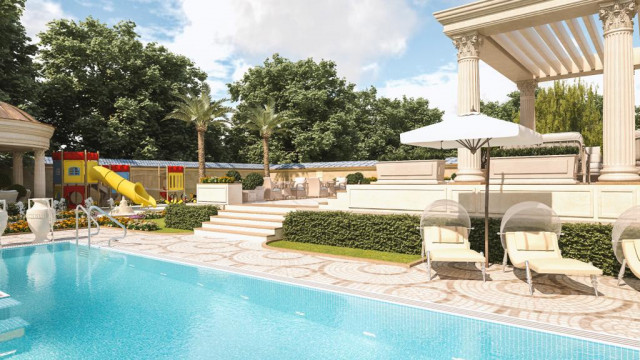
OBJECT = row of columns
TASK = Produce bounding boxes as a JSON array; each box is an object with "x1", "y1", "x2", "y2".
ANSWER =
[
  {"x1": 12, "y1": 150, "x2": 46, "y2": 198},
  {"x1": 452, "y1": 0, "x2": 640, "y2": 183}
]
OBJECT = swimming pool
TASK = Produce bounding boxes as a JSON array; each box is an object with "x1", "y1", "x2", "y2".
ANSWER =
[{"x1": 0, "y1": 242, "x2": 636, "y2": 359}]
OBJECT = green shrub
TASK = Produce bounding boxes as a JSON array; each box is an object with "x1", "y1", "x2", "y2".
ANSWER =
[
  {"x1": 200, "y1": 176, "x2": 235, "y2": 184},
  {"x1": 165, "y1": 204, "x2": 218, "y2": 230},
  {"x1": 346, "y1": 172, "x2": 365, "y2": 184},
  {"x1": 226, "y1": 170, "x2": 242, "y2": 182},
  {"x1": 489, "y1": 146, "x2": 580, "y2": 158},
  {"x1": 6, "y1": 184, "x2": 26, "y2": 198},
  {"x1": 283, "y1": 211, "x2": 633, "y2": 278},
  {"x1": 283, "y1": 211, "x2": 421, "y2": 255},
  {"x1": 242, "y1": 172, "x2": 264, "y2": 190}
]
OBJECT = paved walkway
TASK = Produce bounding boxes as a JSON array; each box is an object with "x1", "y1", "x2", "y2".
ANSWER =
[{"x1": 3, "y1": 229, "x2": 639, "y2": 345}]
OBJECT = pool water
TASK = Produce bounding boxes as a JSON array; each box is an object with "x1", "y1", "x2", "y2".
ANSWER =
[{"x1": 0, "y1": 243, "x2": 636, "y2": 359}]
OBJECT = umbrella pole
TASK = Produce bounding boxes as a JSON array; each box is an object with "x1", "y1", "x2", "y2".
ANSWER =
[{"x1": 484, "y1": 146, "x2": 490, "y2": 266}]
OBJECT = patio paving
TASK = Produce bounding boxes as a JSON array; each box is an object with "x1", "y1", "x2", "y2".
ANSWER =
[{"x1": 2, "y1": 229, "x2": 639, "y2": 346}]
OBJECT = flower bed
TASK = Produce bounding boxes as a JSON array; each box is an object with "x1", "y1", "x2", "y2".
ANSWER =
[{"x1": 4, "y1": 215, "x2": 159, "y2": 235}]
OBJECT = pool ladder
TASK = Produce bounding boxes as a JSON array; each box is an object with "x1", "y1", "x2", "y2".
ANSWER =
[{"x1": 75, "y1": 205, "x2": 127, "y2": 247}]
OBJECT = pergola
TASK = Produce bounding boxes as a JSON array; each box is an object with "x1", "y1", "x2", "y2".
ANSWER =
[
  {"x1": 435, "y1": 0, "x2": 640, "y2": 182},
  {"x1": 0, "y1": 102, "x2": 54, "y2": 198}
]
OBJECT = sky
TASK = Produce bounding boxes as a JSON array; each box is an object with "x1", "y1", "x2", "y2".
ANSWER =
[{"x1": 19, "y1": 0, "x2": 640, "y2": 115}]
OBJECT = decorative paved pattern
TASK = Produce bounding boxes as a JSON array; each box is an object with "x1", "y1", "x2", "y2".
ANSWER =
[{"x1": 3, "y1": 229, "x2": 640, "y2": 343}]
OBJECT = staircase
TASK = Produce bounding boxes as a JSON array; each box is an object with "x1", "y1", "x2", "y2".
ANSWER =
[
  {"x1": 194, "y1": 204, "x2": 318, "y2": 242},
  {"x1": 0, "y1": 294, "x2": 29, "y2": 355}
]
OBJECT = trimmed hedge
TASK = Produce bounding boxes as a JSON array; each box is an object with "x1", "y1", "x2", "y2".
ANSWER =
[
  {"x1": 283, "y1": 211, "x2": 421, "y2": 255},
  {"x1": 489, "y1": 145, "x2": 580, "y2": 158},
  {"x1": 165, "y1": 204, "x2": 218, "y2": 230},
  {"x1": 283, "y1": 211, "x2": 633, "y2": 278}
]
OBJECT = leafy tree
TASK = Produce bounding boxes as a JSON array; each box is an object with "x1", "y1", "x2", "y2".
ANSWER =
[
  {"x1": 228, "y1": 54, "x2": 443, "y2": 163},
  {"x1": 0, "y1": 0, "x2": 38, "y2": 107},
  {"x1": 36, "y1": 17, "x2": 209, "y2": 159},
  {"x1": 228, "y1": 54, "x2": 357, "y2": 163},
  {"x1": 164, "y1": 85, "x2": 231, "y2": 178},
  {"x1": 479, "y1": 81, "x2": 603, "y2": 146},
  {"x1": 480, "y1": 91, "x2": 520, "y2": 122},
  {"x1": 535, "y1": 81, "x2": 602, "y2": 146},
  {"x1": 244, "y1": 99, "x2": 292, "y2": 176}
]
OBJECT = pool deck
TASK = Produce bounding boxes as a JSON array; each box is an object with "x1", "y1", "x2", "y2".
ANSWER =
[{"x1": 3, "y1": 229, "x2": 639, "y2": 348}]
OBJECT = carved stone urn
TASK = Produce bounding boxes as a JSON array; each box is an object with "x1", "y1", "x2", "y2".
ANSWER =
[
  {"x1": 0, "y1": 200, "x2": 8, "y2": 237},
  {"x1": 26, "y1": 198, "x2": 55, "y2": 242}
]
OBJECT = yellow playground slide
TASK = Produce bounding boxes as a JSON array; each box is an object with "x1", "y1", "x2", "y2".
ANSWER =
[{"x1": 89, "y1": 166, "x2": 156, "y2": 207}]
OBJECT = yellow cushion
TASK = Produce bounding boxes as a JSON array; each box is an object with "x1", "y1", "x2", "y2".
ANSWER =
[
  {"x1": 513, "y1": 231, "x2": 555, "y2": 251},
  {"x1": 429, "y1": 248, "x2": 484, "y2": 262},
  {"x1": 528, "y1": 258, "x2": 602, "y2": 276},
  {"x1": 424, "y1": 226, "x2": 467, "y2": 244}
]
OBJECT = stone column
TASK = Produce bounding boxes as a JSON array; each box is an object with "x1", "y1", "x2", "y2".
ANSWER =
[
  {"x1": 599, "y1": 0, "x2": 640, "y2": 182},
  {"x1": 517, "y1": 80, "x2": 537, "y2": 131},
  {"x1": 33, "y1": 149, "x2": 46, "y2": 198},
  {"x1": 453, "y1": 32, "x2": 484, "y2": 183},
  {"x1": 12, "y1": 152, "x2": 24, "y2": 185}
]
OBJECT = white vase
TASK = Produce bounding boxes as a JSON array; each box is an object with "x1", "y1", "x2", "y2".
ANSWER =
[
  {"x1": 0, "y1": 200, "x2": 8, "y2": 237},
  {"x1": 27, "y1": 198, "x2": 54, "y2": 242}
]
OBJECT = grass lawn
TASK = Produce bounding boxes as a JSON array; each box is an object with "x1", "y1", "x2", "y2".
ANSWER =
[
  {"x1": 148, "y1": 218, "x2": 193, "y2": 234},
  {"x1": 268, "y1": 241, "x2": 422, "y2": 264}
]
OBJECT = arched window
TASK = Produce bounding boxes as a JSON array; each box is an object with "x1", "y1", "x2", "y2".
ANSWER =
[{"x1": 68, "y1": 167, "x2": 81, "y2": 176}]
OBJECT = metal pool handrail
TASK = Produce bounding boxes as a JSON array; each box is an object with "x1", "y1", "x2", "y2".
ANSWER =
[
  {"x1": 89, "y1": 206, "x2": 126, "y2": 247},
  {"x1": 75, "y1": 205, "x2": 100, "y2": 247}
]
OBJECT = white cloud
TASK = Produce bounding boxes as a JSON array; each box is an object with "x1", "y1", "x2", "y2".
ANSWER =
[
  {"x1": 160, "y1": 0, "x2": 418, "y2": 85},
  {"x1": 22, "y1": 0, "x2": 70, "y2": 40},
  {"x1": 379, "y1": 62, "x2": 516, "y2": 114},
  {"x1": 231, "y1": 59, "x2": 251, "y2": 82}
]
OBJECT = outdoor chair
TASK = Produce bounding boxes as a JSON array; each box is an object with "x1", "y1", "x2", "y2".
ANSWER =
[
  {"x1": 335, "y1": 177, "x2": 347, "y2": 190},
  {"x1": 307, "y1": 178, "x2": 329, "y2": 198},
  {"x1": 292, "y1": 177, "x2": 307, "y2": 198},
  {"x1": 501, "y1": 202, "x2": 602, "y2": 296},
  {"x1": 263, "y1": 177, "x2": 284, "y2": 201},
  {"x1": 611, "y1": 205, "x2": 640, "y2": 287},
  {"x1": 421, "y1": 199, "x2": 486, "y2": 282}
]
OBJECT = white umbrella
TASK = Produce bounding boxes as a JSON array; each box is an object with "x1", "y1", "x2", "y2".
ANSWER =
[{"x1": 401, "y1": 112, "x2": 543, "y2": 265}]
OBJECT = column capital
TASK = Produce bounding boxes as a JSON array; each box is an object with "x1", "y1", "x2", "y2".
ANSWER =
[
  {"x1": 516, "y1": 80, "x2": 537, "y2": 96},
  {"x1": 599, "y1": 0, "x2": 636, "y2": 34},
  {"x1": 453, "y1": 32, "x2": 482, "y2": 59}
]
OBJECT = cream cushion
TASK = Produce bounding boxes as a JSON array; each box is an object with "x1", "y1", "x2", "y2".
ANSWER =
[
  {"x1": 621, "y1": 239, "x2": 640, "y2": 279},
  {"x1": 528, "y1": 258, "x2": 602, "y2": 276},
  {"x1": 512, "y1": 231, "x2": 555, "y2": 251},
  {"x1": 423, "y1": 226, "x2": 483, "y2": 263}
]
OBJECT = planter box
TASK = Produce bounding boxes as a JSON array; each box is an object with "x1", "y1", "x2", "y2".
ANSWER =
[
  {"x1": 242, "y1": 186, "x2": 265, "y2": 203},
  {"x1": 376, "y1": 160, "x2": 445, "y2": 184},
  {"x1": 490, "y1": 155, "x2": 579, "y2": 184},
  {"x1": 197, "y1": 183, "x2": 243, "y2": 205}
]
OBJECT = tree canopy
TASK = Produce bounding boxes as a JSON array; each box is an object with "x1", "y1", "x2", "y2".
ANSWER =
[
  {"x1": 227, "y1": 54, "x2": 444, "y2": 163},
  {"x1": 36, "y1": 17, "x2": 209, "y2": 160},
  {"x1": 481, "y1": 81, "x2": 603, "y2": 146},
  {"x1": 0, "y1": 0, "x2": 38, "y2": 108}
]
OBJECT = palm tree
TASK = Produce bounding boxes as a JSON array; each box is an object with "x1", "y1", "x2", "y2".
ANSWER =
[
  {"x1": 164, "y1": 85, "x2": 231, "y2": 179},
  {"x1": 245, "y1": 99, "x2": 291, "y2": 177}
]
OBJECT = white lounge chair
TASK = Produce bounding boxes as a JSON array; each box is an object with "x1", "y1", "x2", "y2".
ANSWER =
[
  {"x1": 501, "y1": 202, "x2": 602, "y2": 296},
  {"x1": 612, "y1": 205, "x2": 640, "y2": 287},
  {"x1": 421, "y1": 199, "x2": 485, "y2": 282}
]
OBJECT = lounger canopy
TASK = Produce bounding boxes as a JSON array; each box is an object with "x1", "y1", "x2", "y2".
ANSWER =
[
  {"x1": 611, "y1": 205, "x2": 640, "y2": 265},
  {"x1": 420, "y1": 199, "x2": 470, "y2": 232},
  {"x1": 499, "y1": 201, "x2": 562, "y2": 249}
]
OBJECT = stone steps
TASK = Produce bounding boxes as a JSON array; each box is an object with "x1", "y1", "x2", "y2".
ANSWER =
[{"x1": 194, "y1": 203, "x2": 318, "y2": 242}]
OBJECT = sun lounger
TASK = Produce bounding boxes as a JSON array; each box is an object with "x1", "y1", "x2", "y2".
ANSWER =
[
  {"x1": 503, "y1": 231, "x2": 602, "y2": 296},
  {"x1": 422, "y1": 225, "x2": 486, "y2": 282}
]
